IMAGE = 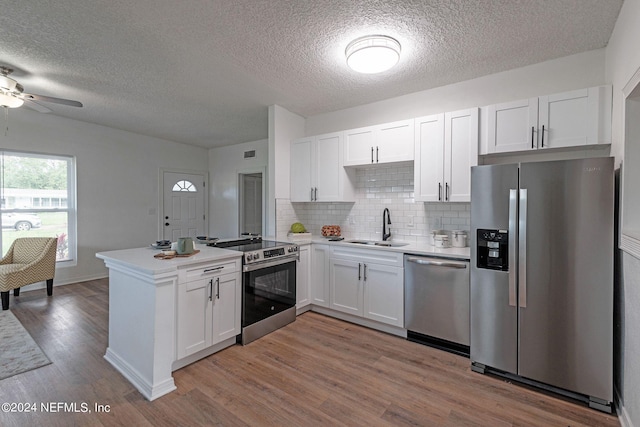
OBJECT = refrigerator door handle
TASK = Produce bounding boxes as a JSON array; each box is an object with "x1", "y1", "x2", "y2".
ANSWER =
[
  {"x1": 508, "y1": 189, "x2": 518, "y2": 307},
  {"x1": 519, "y1": 188, "x2": 528, "y2": 308}
]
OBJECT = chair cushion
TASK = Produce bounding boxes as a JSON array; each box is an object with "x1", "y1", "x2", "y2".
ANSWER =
[{"x1": 0, "y1": 264, "x2": 28, "y2": 292}]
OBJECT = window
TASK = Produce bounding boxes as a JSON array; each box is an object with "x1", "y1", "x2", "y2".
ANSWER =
[
  {"x1": 172, "y1": 180, "x2": 197, "y2": 192},
  {"x1": 0, "y1": 151, "x2": 76, "y2": 264}
]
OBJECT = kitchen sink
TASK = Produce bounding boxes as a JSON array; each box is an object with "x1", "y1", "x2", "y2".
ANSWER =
[{"x1": 345, "y1": 240, "x2": 408, "y2": 247}]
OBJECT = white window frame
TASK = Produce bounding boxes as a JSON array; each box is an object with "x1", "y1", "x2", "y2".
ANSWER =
[{"x1": 0, "y1": 150, "x2": 77, "y2": 267}]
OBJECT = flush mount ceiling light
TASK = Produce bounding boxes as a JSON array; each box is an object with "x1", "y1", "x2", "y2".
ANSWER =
[{"x1": 345, "y1": 35, "x2": 401, "y2": 74}]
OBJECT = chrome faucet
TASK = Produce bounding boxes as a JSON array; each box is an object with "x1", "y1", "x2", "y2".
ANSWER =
[{"x1": 382, "y1": 208, "x2": 392, "y2": 241}]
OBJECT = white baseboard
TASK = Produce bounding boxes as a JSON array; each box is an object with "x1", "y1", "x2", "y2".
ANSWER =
[
  {"x1": 616, "y1": 388, "x2": 635, "y2": 427},
  {"x1": 16, "y1": 274, "x2": 108, "y2": 293},
  {"x1": 311, "y1": 305, "x2": 407, "y2": 338},
  {"x1": 104, "y1": 348, "x2": 176, "y2": 401}
]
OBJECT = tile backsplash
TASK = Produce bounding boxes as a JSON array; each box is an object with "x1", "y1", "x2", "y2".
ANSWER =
[{"x1": 276, "y1": 163, "x2": 470, "y2": 244}]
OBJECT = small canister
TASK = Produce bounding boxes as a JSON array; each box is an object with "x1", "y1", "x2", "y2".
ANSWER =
[
  {"x1": 434, "y1": 234, "x2": 450, "y2": 248},
  {"x1": 430, "y1": 230, "x2": 445, "y2": 246},
  {"x1": 451, "y1": 230, "x2": 468, "y2": 248}
]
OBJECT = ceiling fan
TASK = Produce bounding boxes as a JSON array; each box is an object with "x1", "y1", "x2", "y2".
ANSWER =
[{"x1": 0, "y1": 66, "x2": 82, "y2": 113}]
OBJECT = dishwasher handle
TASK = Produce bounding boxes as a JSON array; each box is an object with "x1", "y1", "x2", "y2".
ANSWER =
[{"x1": 405, "y1": 257, "x2": 467, "y2": 269}]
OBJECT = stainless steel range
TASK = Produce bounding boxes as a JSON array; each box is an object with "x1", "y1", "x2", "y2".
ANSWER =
[{"x1": 209, "y1": 236, "x2": 299, "y2": 344}]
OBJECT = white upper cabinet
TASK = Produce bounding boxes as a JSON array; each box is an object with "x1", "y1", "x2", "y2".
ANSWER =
[
  {"x1": 484, "y1": 98, "x2": 538, "y2": 154},
  {"x1": 376, "y1": 120, "x2": 415, "y2": 163},
  {"x1": 290, "y1": 137, "x2": 314, "y2": 202},
  {"x1": 481, "y1": 86, "x2": 612, "y2": 154},
  {"x1": 415, "y1": 108, "x2": 479, "y2": 202},
  {"x1": 414, "y1": 113, "x2": 444, "y2": 202},
  {"x1": 344, "y1": 119, "x2": 414, "y2": 166},
  {"x1": 290, "y1": 132, "x2": 355, "y2": 202},
  {"x1": 343, "y1": 127, "x2": 374, "y2": 165}
]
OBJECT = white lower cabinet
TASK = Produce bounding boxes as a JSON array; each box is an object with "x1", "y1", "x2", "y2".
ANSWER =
[
  {"x1": 328, "y1": 247, "x2": 403, "y2": 327},
  {"x1": 362, "y1": 262, "x2": 404, "y2": 326},
  {"x1": 176, "y1": 259, "x2": 241, "y2": 360},
  {"x1": 330, "y1": 258, "x2": 363, "y2": 316},
  {"x1": 311, "y1": 244, "x2": 330, "y2": 307},
  {"x1": 296, "y1": 244, "x2": 311, "y2": 310}
]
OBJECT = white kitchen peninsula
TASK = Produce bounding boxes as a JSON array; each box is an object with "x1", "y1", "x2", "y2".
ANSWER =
[{"x1": 96, "y1": 246, "x2": 243, "y2": 401}]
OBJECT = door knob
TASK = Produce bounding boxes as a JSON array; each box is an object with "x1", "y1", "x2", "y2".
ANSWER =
[
  {"x1": 165, "y1": 216, "x2": 169, "y2": 220},
  {"x1": 165, "y1": 222, "x2": 170, "y2": 226}
]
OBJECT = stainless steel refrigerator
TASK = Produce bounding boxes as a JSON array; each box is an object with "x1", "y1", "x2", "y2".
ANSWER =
[{"x1": 470, "y1": 157, "x2": 613, "y2": 413}]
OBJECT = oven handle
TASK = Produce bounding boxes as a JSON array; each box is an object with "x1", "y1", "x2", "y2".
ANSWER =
[{"x1": 242, "y1": 255, "x2": 299, "y2": 272}]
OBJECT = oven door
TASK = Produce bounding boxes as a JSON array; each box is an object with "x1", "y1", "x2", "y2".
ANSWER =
[{"x1": 242, "y1": 257, "x2": 297, "y2": 328}]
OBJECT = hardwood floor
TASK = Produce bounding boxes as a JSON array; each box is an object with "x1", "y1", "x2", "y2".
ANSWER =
[{"x1": 0, "y1": 278, "x2": 620, "y2": 426}]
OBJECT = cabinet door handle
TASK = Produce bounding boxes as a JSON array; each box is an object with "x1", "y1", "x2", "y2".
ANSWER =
[
  {"x1": 315, "y1": 187, "x2": 318, "y2": 201},
  {"x1": 311, "y1": 187, "x2": 314, "y2": 201},
  {"x1": 208, "y1": 279, "x2": 213, "y2": 301},
  {"x1": 541, "y1": 124, "x2": 545, "y2": 148},
  {"x1": 363, "y1": 264, "x2": 367, "y2": 281},
  {"x1": 215, "y1": 277, "x2": 220, "y2": 300},
  {"x1": 445, "y1": 183, "x2": 449, "y2": 201},
  {"x1": 371, "y1": 147, "x2": 374, "y2": 163},
  {"x1": 531, "y1": 126, "x2": 535, "y2": 149},
  {"x1": 358, "y1": 263, "x2": 362, "y2": 281},
  {"x1": 438, "y1": 182, "x2": 442, "y2": 201},
  {"x1": 376, "y1": 146, "x2": 379, "y2": 163}
]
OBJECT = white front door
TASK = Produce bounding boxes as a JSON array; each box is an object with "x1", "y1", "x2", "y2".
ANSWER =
[{"x1": 163, "y1": 171, "x2": 206, "y2": 241}]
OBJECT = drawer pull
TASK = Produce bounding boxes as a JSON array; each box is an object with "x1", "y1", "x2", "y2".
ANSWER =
[{"x1": 203, "y1": 266, "x2": 224, "y2": 273}]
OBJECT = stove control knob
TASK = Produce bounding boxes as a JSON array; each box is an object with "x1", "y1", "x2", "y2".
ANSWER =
[
  {"x1": 253, "y1": 252, "x2": 260, "y2": 260},
  {"x1": 246, "y1": 254, "x2": 253, "y2": 261}
]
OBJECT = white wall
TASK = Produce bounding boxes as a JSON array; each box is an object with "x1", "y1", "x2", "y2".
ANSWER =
[
  {"x1": 209, "y1": 139, "x2": 268, "y2": 237},
  {"x1": 1, "y1": 108, "x2": 209, "y2": 286},
  {"x1": 267, "y1": 105, "x2": 305, "y2": 236},
  {"x1": 306, "y1": 49, "x2": 606, "y2": 135},
  {"x1": 605, "y1": 0, "x2": 640, "y2": 425}
]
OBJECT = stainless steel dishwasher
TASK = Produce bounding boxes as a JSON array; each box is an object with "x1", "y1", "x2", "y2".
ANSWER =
[{"x1": 404, "y1": 254, "x2": 470, "y2": 356}]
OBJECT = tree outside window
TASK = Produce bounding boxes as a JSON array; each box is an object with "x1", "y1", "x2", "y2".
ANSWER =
[{"x1": 0, "y1": 151, "x2": 76, "y2": 263}]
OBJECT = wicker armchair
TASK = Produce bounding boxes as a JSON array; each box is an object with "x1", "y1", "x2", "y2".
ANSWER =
[{"x1": 0, "y1": 237, "x2": 57, "y2": 310}]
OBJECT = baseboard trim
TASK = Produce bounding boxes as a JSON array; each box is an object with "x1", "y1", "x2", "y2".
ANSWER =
[
  {"x1": 615, "y1": 388, "x2": 635, "y2": 427},
  {"x1": 18, "y1": 274, "x2": 109, "y2": 293},
  {"x1": 311, "y1": 306, "x2": 407, "y2": 338},
  {"x1": 104, "y1": 348, "x2": 176, "y2": 401}
]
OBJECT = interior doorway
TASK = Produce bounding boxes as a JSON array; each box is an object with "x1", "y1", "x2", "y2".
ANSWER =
[{"x1": 238, "y1": 172, "x2": 263, "y2": 236}]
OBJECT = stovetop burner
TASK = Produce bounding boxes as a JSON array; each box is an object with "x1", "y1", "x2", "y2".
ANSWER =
[
  {"x1": 208, "y1": 236, "x2": 299, "y2": 264},
  {"x1": 209, "y1": 236, "x2": 263, "y2": 249}
]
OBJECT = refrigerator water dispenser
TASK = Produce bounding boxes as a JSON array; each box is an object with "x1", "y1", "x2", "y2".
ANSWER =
[{"x1": 476, "y1": 229, "x2": 508, "y2": 271}]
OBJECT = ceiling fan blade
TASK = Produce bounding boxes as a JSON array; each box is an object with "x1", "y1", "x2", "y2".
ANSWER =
[
  {"x1": 22, "y1": 92, "x2": 83, "y2": 107},
  {"x1": 23, "y1": 99, "x2": 52, "y2": 113}
]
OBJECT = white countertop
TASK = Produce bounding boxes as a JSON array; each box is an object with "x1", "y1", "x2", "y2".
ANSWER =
[
  {"x1": 285, "y1": 236, "x2": 470, "y2": 260},
  {"x1": 96, "y1": 244, "x2": 243, "y2": 275}
]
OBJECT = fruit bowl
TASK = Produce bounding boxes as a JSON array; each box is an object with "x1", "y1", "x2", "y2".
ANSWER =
[{"x1": 321, "y1": 225, "x2": 341, "y2": 237}]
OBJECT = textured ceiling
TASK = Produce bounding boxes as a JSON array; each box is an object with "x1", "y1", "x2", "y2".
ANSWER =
[{"x1": 0, "y1": 0, "x2": 623, "y2": 148}]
